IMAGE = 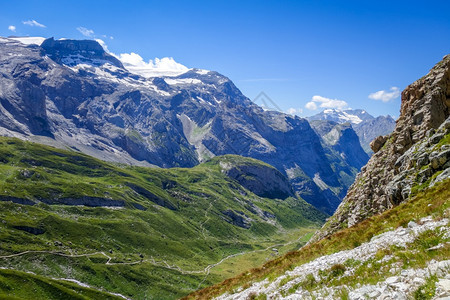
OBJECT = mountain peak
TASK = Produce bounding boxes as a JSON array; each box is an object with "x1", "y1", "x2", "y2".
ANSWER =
[
  {"x1": 308, "y1": 109, "x2": 373, "y2": 125},
  {"x1": 41, "y1": 37, "x2": 124, "y2": 68}
]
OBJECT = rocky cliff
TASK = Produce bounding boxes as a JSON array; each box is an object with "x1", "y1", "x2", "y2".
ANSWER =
[
  {"x1": 310, "y1": 120, "x2": 369, "y2": 170},
  {"x1": 312, "y1": 55, "x2": 450, "y2": 241},
  {"x1": 208, "y1": 155, "x2": 296, "y2": 200}
]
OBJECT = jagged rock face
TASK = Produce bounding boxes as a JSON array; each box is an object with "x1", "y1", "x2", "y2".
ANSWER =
[
  {"x1": 312, "y1": 55, "x2": 450, "y2": 241},
  {"x1": 217, "y1": 156, "x2": 295, "y2": 199},
  {"x1": 308, "y1": 120, "x2": 370, "y2": 214},
  {"x1": 0, "y1": 37, "x2": 363, "y2": 214},
  {"x1": 310, "y1": 120, "x2": 369, "y2": 170}
]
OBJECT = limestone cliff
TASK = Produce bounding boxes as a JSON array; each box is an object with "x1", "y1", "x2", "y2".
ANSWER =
[{"x1": 312, "y1": 55, "x2": 450, "y2": 241}]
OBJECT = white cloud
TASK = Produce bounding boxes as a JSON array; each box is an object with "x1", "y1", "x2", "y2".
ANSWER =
[
  {"x1": 22, "y1": 20, "x2": 46, "y2": 28},
  {"x1": 87, "y1": 39, "x2": 188, "y2": 77},
  {"x1": 286, "y1": 108, "x2": 303, "y2": 115},
  {"x1": 305, "y1": 101, "x2": 318, "y2": 110},
  {"x1": 77, "y1": 26, "x2": 94, "y2": 37},
  {"x1": 8, "y1": 25, "x2": 16, "y2": 32},
  {"x1": 369, "y1": 87, "x2": 400, "y2": 102},
  {"x1": 305, "y1": 95, "x2": 348, "y2": 111},
  {"x1": 118, "y1": 52, "x2": 189, "y2": 77},
  {"x1": 95, "y1": 39, "x2": 109, "y2": 53}
]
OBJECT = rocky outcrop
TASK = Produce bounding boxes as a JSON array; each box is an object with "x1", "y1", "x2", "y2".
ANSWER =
[
  {"x1": 39, "y1": 196, "x2": 125, "y2": 207},
  {"x1": 370, "y1": 135, "x2": 388, "y2": 153},
  {"x1": 313, "y1": 55, "x2": 450, "y2": 241},
  {"x1": 41, "y1": 37, "x2": 124, "y2": 68},
  {"x1": 308, "y1": 121, "x2": 369, "y2": 214},
  {"x1": 0, "y1": 196, "x2": 36, "y2": 205},
  {"x1": 221, "y1": 209, "x2": 252, "y2": 229},
  {"x1": 126, "y1": 183, "x2": 177, "y2": 210},
  {"x1": 217, "y1": 156, "x2": 295, "y2": 200},
  {"x1": 310, "y1": 121, "x2": 369, "y2": 170},
  {"x1": 0, "y1": 195, "x2": 126, "y2": 207},
  {"x1": 13, "y1": 225, "x2": 45, "y2": 235}
]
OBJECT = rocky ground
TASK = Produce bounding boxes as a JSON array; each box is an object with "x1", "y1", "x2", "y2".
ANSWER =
[{"x1": 216, "y1": 216, "x2": 450, "y2": 300}]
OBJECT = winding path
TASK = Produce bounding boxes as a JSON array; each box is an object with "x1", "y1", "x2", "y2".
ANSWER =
[{"x1": 0, "y1": 232, "x2": 308, "y2": 275}]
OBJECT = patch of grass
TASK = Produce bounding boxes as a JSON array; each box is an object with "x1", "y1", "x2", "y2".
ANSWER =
[
  {"x1": 335, "y1": 287, "x2": 349, "y2": 300},
  {"x1": 0, "y1": 268, "x2": 122, "y2": 299},
  {"x1": 414, "y1": 275, "x2": 437, "y2": 300},
  {"x1": 287, "y1": 273, "x2": 316, "y2": 294},
  {"x1": 435, "y1": 133, "x2": 450, "y2": 149}
]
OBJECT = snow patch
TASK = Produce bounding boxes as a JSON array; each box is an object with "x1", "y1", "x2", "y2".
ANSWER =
[
  {"x1": 9, "y1": 37, "x2": 45, "y2": 45},
  {"x1": 322, "y1": 109, "x2": 362, "y2": 124},
  {"x1": 165, "y1": 78, "x2": 202, "y2": 85},
  {"x1": 339, "y1": 111, "x2": 362, "y2": 124}
]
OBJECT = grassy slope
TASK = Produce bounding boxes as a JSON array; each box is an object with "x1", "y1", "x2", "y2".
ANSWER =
[
  {"x1": 186, "y1": 178, "x2": 450, "y2": 299},
  {"x1": 0, "y1": 269, "x2": 122, "y2": 300},
  {"x1": 0, "y1": 137, "x2": 325, "y2": 299}
]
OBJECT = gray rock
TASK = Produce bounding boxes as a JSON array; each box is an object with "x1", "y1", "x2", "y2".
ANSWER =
[
  {"x1": 407, "y1": 221, "x2": 418, "y2": 228},
  {"x1": 386, "y1": 276, "x2": 400, "y2": 285},
  {"x1": 368, "y1": 290, "x2": 381, "y2": 298},
  {"x1": 431, "y1": 133, "x2": 445, "y2": 144},
  {"x1": 437, "y1": 279, "x2": 450, "y2": 295},
  {"x1": 417, "y1": 153, "x2": 429, "y2": 167},
  {"x1": 370, "y1": 135, "x2": 388, "y2": 153},
  {"x1": 431, "y1": 168, "x2": 450, "y2": 187}
]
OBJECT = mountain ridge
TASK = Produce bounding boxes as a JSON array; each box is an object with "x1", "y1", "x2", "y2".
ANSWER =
[
  {"x1": 0, "y1": 36, "x2": 368, "y2": 214},
  {"x1": 308, "y1": 109, "x2": 396, "y2": 154}
]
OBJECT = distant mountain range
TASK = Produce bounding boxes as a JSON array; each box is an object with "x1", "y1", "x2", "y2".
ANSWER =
[
  {"x1": 308, "y1": 109, "x2": 396, "y2": 154},
  {"x1": 0, "y1": 37, "x2": 371, "y2": 214}
]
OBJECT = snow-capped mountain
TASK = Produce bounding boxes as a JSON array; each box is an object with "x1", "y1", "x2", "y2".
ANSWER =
[
  {"x1": 308, "y1": 108, "x2": 374, "y2": 125},
  {"x1": 308, "y1": 109, "x2": 396, "y2": 154},
  {"x1": 0, "y1": 37, "x2": 368, "y2": 214}
]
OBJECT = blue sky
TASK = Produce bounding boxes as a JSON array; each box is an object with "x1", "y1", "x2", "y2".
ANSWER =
[{"x1": 1, "y1": 0, "x2": 450, "y2": 118}]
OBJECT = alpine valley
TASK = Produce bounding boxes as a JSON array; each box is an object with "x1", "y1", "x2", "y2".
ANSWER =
[
  {"x1": 0, "y1": 37, "x2": 384, "y2": 215},
  {"x1": 0, "y1": 35, "x2": 448, "y2": 300},
  {"x1": 0, "y1": 36, "x2": 373, "y2": 299}
]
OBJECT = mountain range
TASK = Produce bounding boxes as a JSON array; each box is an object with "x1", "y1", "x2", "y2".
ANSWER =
[
  {"x1": 0, "y1": 36, "x2": 375, "y2": 215},
  {"x1": 308, "y1": 109, "x2": 396, "y2": 154}
]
